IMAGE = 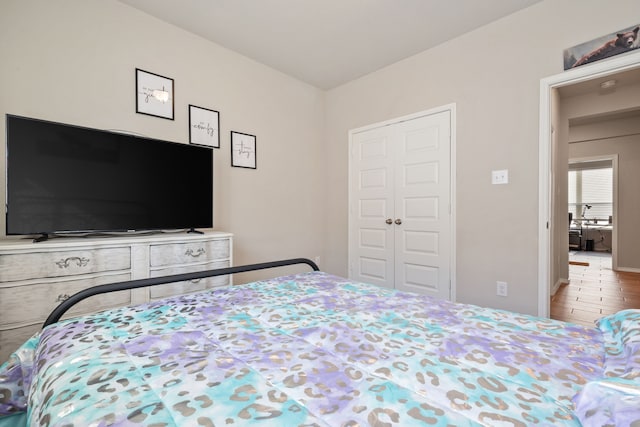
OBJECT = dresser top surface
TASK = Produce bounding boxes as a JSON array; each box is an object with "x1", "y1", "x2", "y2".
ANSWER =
[{"x1": 0, "y1": 230, "x2": 232, "y2": 251}]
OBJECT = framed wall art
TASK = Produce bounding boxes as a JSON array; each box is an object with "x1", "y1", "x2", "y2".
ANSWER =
[
  {"x1": 231, "y1": 131, "x2": 256, "y2": 169},
  {"x1": 136, "y1": 68, "x2": 174, "y2": 120},
  {"x1": 189, "y1": 105, "x2": 220, "y2": 148},
  {"x1": 564, "y1": 25, "x2": 639, "y2": 70}
]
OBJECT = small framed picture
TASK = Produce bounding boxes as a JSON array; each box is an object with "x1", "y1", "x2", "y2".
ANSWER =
[
  {"x1": 136, "y1": 68, "x2": 174, "y2": 120},
  {"x1": 189, "y1": 105, "x2": 220, "y2": 148},
  {"x1": 231, "y1": 131, "x2": 256, "y2": 169}
]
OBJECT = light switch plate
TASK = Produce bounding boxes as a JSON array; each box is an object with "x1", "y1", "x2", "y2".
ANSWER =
[
  {"x1": 492, "y1": 169, "x2": 509, "y2": 184},
  {"x1": 496, "y1": 281, "x2": 508, "y2": 297}
]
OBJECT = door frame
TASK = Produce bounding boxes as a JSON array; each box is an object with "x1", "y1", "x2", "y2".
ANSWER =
[
  {"x1": 348, "y1": 103, "x2": 457, "y2": 301},
  {"x1": 538, "y1": 52, "x2": 640, "y2": 317}
]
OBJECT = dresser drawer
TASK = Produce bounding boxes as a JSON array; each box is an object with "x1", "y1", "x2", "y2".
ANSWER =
[
  {"x1": 0, "y1": 273, "x2": 132, "y2": 326},
  {"x1": 0, "y1": 247, "x2": 131, "y2": 282},
  {"x1": 149, "y1": 239, "x2": 230, "y2": 267},
  {"x1": 149, "y1": 260, "x2": 230, "y2": 300}
]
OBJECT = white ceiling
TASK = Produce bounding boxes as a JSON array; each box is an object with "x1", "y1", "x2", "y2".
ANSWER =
[
  {"x1": 558, "y1": 67, "x2": 640, "y2": 98},
  {"x1": 118, "y1": 0, "x2": 542, "y2": 89}
]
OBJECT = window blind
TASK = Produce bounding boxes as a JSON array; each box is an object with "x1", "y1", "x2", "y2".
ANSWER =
[{"x1": 568, "y1": 167, "x2": 612, "y2": 221}]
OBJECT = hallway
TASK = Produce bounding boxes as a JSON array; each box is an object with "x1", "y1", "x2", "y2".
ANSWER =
[{"x1": 551, "y1": 252, "x2": 640, "y2": 326}]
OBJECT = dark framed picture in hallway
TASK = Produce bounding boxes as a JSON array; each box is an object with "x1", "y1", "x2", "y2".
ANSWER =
[
  {"x1": 564, "y1": 24, "x2": 639, "y2": 70},
  {"x1": 230, "y1": 131, "x2": 256, "y2": 169}
]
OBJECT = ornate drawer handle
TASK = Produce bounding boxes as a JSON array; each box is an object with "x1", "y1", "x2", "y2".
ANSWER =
[
  {"x1": 56, "y1": 294, "x2": 70, "y2": 302},
  {"x1": 55, "y1": 256, "x2": 90, "y2": 269},
  {"x1": 185, "y1": 248, "x2": 206, "y2": 258}
]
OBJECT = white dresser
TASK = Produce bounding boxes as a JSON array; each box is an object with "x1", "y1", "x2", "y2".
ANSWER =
[{"x1": 0, "y1": 230, "x2": 232, "y2": 362}]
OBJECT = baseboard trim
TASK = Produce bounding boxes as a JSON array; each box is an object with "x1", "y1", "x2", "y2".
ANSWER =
[
  {"x1": 616, "y1": 266, "x2": 640, "y2": 274},
  {"x1": 551, "y1": 278, "x2": 569, "y2": 297}
]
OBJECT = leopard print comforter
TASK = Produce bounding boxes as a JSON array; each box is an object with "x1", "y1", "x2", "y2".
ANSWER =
[{"x1": 2, "y1": 272, "x2": 638, "y2": 426}]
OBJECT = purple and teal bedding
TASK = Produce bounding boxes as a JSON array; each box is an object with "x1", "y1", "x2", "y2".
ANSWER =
[{"x1": 1, "y1": 272, "x2": 639, "y2": 426}]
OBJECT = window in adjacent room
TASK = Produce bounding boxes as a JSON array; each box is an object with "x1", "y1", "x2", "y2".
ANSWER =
[{"x1": 568, "y1": 163, "x2": 613, "y2": 223}]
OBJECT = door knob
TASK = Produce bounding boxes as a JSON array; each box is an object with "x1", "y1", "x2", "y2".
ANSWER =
[
  {"x1": 395, "y1": 219, "x2": 402, "y2": 225},
  {"x1": 386, "y1": 218, "x2": 393, "y2": 224}
]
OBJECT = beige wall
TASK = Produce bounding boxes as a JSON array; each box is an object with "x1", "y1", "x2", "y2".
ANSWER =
[
  {"x1": 570, "y1": 115, "x2": 640, "y2": 143},
  {"x1": 0, "y1": 1, "x2": 327, "y2": 281},
  {"x1": 551, "y1": 88, "x2": 570, "y2": 291},
  {"x1": 325, "y1": 0, "x2": 640, "y2": 314}
]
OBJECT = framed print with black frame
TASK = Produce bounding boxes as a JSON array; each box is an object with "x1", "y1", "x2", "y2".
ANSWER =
[
  {"x1": 189, "y1": 105, "x2": 220, "y2": 148},
  {"x1": 231, "y1": 131, "x2": 256, "y2": 169},
  {"x1": 135, "y1": 68, "x2": 174, "y2": 120}
]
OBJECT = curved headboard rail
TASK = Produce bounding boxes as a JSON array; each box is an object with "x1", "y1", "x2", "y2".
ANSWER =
[{"x1": 43, "y1": 258, "x2": 319, "y2": 328}]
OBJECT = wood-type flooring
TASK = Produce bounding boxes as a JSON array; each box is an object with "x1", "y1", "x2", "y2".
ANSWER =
[{"x1": 551, "y1": 251, "x2": 640, "y2": 327}]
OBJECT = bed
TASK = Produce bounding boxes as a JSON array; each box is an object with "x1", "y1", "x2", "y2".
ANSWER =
[{"x1": 1, "y1": 258, "x2": 639, "y2": 426}]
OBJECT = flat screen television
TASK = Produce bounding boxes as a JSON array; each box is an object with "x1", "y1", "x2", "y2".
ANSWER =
[{"x1": 6, "y1": 115, "x2": 213, "y2": 240}]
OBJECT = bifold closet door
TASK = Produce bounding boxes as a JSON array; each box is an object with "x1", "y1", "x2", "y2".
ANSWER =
[{"x1": 349, "y1": 110, "x2": 451, "y2": 300}]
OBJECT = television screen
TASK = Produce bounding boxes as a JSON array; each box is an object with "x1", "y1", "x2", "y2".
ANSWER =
[{"x1": 6, "y1": 115, "x2": 213, "y2": 237}]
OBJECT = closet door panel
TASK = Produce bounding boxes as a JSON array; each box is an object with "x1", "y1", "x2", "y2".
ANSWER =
[
  {"x1": 394, "y1": 111, "x2": 451, "y2": 299},
  {"x1": 349, "y1": 127, "x2": 395, "y2": 288}
]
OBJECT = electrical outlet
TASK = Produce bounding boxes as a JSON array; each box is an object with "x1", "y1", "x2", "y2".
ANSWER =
[
  {"x1": 496, "y1": 281, "x2": 508, "y2": 297},
  {"x1": 492, "y1": 169, "x2": 509, "y2": 185}
]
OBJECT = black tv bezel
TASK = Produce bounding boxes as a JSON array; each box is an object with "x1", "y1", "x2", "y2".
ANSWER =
[{"x1": 5, "y1": 114, "x2": 214, "y2": 240}]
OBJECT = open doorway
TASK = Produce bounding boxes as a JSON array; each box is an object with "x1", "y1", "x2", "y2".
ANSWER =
[
  {"x1": 538, "y1": 52, "x2": 640, "y2": 318},
  {"x1": 568, "y1": 156, "x2": 615, "y2": 252}
]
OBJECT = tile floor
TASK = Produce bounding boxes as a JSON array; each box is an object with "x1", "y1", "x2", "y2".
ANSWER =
[{"x1": 551, "y1": 251, "x2": 640, "y2": 326}]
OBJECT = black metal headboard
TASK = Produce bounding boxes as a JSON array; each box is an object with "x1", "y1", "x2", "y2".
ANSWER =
[{"x1": 43, "y1": 258, "x2": 319, "y2": 328}]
